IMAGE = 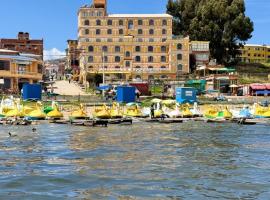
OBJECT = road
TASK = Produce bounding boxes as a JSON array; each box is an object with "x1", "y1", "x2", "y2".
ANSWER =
[{"x1": 53, "y1": 80, "x2": 87, "y2": 96}]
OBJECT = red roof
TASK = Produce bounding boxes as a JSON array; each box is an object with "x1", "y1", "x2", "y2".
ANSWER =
[
  {"x1": 250, "y1": 84, "x2": 266, "y2": 90},
  {"x1": 265, "y1": 84, "x2": 270, "y2": 90}
]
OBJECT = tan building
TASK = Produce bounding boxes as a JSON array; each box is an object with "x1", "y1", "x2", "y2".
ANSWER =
[
  {"x1": 238, "y1": 44, "x2": 270, "y2": 63},
  {"x1": 0, "y1": 50, "x2": 43, "y2": 92},
  {"x1": 77, "y1": 0, "x2": 190, "y2": 84}
]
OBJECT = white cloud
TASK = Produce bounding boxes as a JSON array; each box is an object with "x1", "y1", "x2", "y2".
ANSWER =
[{"x1": 44, "y1": 48, "x2": 66, "y2": 61}]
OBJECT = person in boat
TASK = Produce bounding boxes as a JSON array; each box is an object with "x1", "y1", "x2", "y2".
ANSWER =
[{"x1": 150, "y1": 103, "x2": 155, "y2": 119}]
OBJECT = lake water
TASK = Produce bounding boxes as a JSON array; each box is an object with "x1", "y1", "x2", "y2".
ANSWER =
[{"x1": 0, "y1": 121, "x2": 270, "y2": 199}]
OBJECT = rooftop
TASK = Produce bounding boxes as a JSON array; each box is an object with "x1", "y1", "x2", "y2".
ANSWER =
[
  {"x1": 0, "y1": 54, "x2": 37, "y2": 62},
  {"x1": 108, "y1": 14, "x2": 172, "y2": 18}
]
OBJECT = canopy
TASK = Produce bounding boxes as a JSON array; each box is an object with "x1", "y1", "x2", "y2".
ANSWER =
[
  {"x1": 96, "y1": 85, "x2": 112, "y2": 91},
  {"x1": 161, "y1": 99, "x2": 176, "y2": 105},
  {"x1": 229, "y1": 84, "x2": 238, "y2": 88},
  {"x1": 255, "y1": 90, "x2": 270, "y2": 95},
  {"x1": 208, "y1": 68, "x2": 235, "y2": 72},
  {"x1": 151, "y1": 98, "x2": 162, "y2": 103},
  {"x1": 250, "y1": 84, "x2": 266, "y2": 90},
  {"x1": 126, "y1": 102, "x2": 140, "y2": 107}
]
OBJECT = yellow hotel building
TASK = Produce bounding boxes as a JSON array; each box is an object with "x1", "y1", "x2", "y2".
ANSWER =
[
  {"x1": 0, "y1": 50, "x2": 43, "y2": 92},
  {"x1": 239, "y1": 44, "x2": 270, "y2": 63},
  {"x1": 77, "y1": 0, "x2": 190, "y2": 83}
]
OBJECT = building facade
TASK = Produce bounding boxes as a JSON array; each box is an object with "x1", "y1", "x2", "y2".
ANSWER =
[
  {"x1": 77, "y1": 0, "x2": 190, "y2": 84},
  {"x1": 0, "y1": 50, "x2": 43, "y2": 92},
  {"x1": 66, "y1": 40, "x2": 80, "y2": 72},
  {"x1": 0, "y1": 32, "x2": 43, "y2": 60},
  {"x1": 238, "y1": 44, "x2": 270, "y2": 63},
  {"x1": 190, "y1": 41, "x2": 210, "y2": 66}
]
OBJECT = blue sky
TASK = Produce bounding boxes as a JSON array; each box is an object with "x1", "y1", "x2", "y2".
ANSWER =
[{"x1": 0, "y1": 0, "x2": 269, "y2": 59}]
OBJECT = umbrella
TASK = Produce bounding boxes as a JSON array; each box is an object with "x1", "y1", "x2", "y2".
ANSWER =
[
  {"x1": 229, "y1": 84, "x2": 238, "y2": 88},
  {"x1": 161, "y1": 99, "x2": 176, "y2": 105},
  {"x1": 151, "y1": 98, "x2": 162, "y2": 103}
]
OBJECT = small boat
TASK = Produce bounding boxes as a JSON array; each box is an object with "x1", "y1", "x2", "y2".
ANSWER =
[
  {"x1": 252, "y1": 103, "x2": 270, "y2": 118},
  {"x1": 25, "y1": 102, "x2": 46, "y2": 120},
  {"x1": 179, "y1": 104, "x2": 193, "y2": 118},
  {"x1": 109, "y1": 102, "x2": 123, "y2": 119},
  {"x1": 231, "y1": 106, "x2": 253, "y2": 119},
  {"x1": 124, "y1": 104, "x2": 146, "y2": 118},
  {"x1": 47, "y1": 101, "x2": 63, "y2": 119},
  {"x1": 5, "y1": 99, "x2": 25, "y2": 118},
  {"x1": 93, "y1": 104, "x2": 111, "y2": 119},
  {"x1": 190, "y1": 103, "x2": 203, "y2": 117},
  {"x1": 69, "y1": 104, "x2": 88, "y2": 120},
  {"x1": 204, "y1": 106, "x2": 232, "y2": 119}
]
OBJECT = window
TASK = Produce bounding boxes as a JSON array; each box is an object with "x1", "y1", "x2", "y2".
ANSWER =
[
  {"x1": 107, "y1": 29, "x2": 112, "y2": 34},
  {"x1": 138, "y1": 19, "x2": 143, "y2": 26},
  {"x1": 148, "y1": 46, "x2": 154, "y2": 52},
  {"x1": 136, "y1": 75, "x2": 142, "y2": 80},
  {"x1": 161, "y1": 46, "x2": 166, "y2": 52},
  {"x1": 88, "y1": 56, "x2": 94, "y2": 63},
  {"x1": 0, "y1": 60, "x2": 10, "y2": 70},
  {"x1": 161, "y1": 75, "x2": 168, "y2": 79},
  {"x1": 102, "y1": 46, "x2": 108, "y2": 52},
  {"x1": 96, "y1": 29, "x2": 101, "y2": 35},
  {"x1": 148, "y1": 75, "x2": 154, "y2": 80},
  {"x1": 88, "y1": 66, "x2": 93, "y2": 70},
  {"x1": 115, "y1": 66, "x2": 120, "y2": 69},
  {"x1": 119, "y1": 29, "x2": 124, "y2": 35},
  {"x1": 161, "y1": 56, "x2": 166, "y2": 62},
  {"x1": 135, "y1": 56, "x2": 141, "y2": 62},
  {"x1": 96, "y1": 19, "x2": 101, "y2": 26},
  {"x1": 149, "y1": 38, "x2": 154, "y2": 42},
  {"x1": 161, "y1": 66, "x2": 166, "y2": 69},
  {"x1": 96, "y1": 38, "x2": 101, "y2": 42},
  {"x1": 149, "y1": 19, "x2": 154, "y2": 26},
  {"x1": 138, "y1": 29, "x2": 143, "y2": 35},
  {"x1": 115, "y1": 46, "x2": 121, "y2": 52},
  {"x1": 88, "y1": 46, "x2": 94, "y2": 52},
  {"x1": 126, "y1": 61, "x2": 131, "y2": 67},
  {"x1": 177, "y1": 43, "x2": 182, "y2": 50},
  {"x1": 104, "y1": 56, "x2": 108, "y2": 63},
  {"x1": 162, "y1": 29, "x2": 167, "y2": 35},
  {"x1": 115, "y1": 56, "x2": 121, "y2": 62},
  {"x1": 177, "y1": 64, "x2": 183, "y2": 71},
  {"x1": 107, "y1": 19, "x2": 112, "y2": 26},
  {"x1": 119, "y1": 20, "x2": 124, "y2": 26},
  {"x1": 177, "y1": 54, "x2": 182, "y2": 60},
  {"x1": 38, "y1": 64, "x2": 43, "y2": 73},
  {"x1": 107, "y1": 38, "x2": 112, "y2": 42},
  {"x1": 135, "y1": 46, "x2": 141, "y2": 52},
  {"x1": 149, "y1": 29, "x2": 154, "y2": 35},
  {"x1": 162, "y1": 19, "x2": 167, "y2": 26},
  {"x1": 125, "y1": 51, "x2": 131, "y2": 57},
  {"x1": 138, "y1": 38, "x2": 143, "y2": 42},
  {"x1": 148, "y1": 66, "x2": 153, "y2": 69},
  {"x1": 128, "y1": 20, "x2": 134, "y2": 29},
  {"x1": 85, "y1": 29, "x2": 89, "y2": 35},
  {"x1": 84, "y1": 20, "x2": 90, "y2": 26},
  {"x1": 135, "y1": 66, "x2": 141, "y2": 69},
  {"x1": 148, "y1": 56, "x2": 154, "y2": 62}
]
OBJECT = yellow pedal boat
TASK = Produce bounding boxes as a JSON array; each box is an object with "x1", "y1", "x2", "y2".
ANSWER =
[
  {"x1": 69, "y1": 104, "x2": 88, "y2": 120},
  {"x1": 47, "y1": 102, "x2": 63, "y2": 119}
]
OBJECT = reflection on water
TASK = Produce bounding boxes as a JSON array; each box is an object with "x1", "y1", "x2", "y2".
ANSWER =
[{"x1": 0, "y1": 122, "x2": 270, "y2": 199}]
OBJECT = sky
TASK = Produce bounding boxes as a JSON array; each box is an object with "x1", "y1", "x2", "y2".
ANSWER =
[{"x1": 0, "y1": 0, "x2": 269, "y2": 60}]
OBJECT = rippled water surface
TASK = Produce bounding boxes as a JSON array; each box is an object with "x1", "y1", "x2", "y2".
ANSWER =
[{"x1": 0, "y1": 121, "x2": 270, "y2": 199}]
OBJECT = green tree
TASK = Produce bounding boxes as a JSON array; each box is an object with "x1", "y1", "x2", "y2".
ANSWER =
[{"x1": 167, "y1": 0, "x2": 253, "y2": 64}]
